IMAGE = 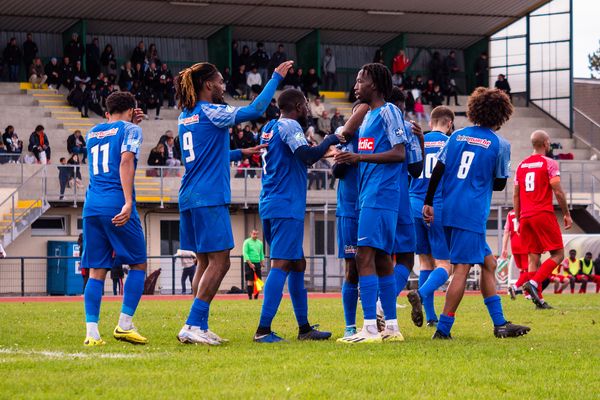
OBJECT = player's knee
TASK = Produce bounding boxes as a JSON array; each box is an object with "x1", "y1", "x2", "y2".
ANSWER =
[{"x1": 345, "y1": 263, "x2": 359, "y2": 285}]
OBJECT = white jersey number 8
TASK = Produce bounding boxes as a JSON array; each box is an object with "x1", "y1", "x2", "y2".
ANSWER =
[
  {"x1": 182, "y1": 131, "x2": 195, "y2": 163},
  {"x1": 457, "y1": 151, "x2": 475, "y2": 179},
  {"x1": 525, "y1": 171, "x2": 535, "y2": 192}
]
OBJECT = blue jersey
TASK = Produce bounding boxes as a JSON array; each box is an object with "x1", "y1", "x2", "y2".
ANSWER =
[
  {"x1": 336, "y1": 134, "x2": 359, "y2": 219},
  {"x1": 409, "y1": 131, "x2": 448, "y2": 218},
  {"x1": 259, "y1": 118, "x2": 309, "y2": 221},
  {"x1": 357, "y1": 102, "x2": 408, "y2": 211},
  {"x1": 83, "y1": 121, "x2": 142, "y2": 217},
  {"x1": 437, "y1": 126, "x2": 511, "y2": 233},
  {"x1": 397, "y1": 121, "x2": 423, "y2": 224},
  {"x1": 177, "y1": 73, "x2": 283, "y2": 211}
]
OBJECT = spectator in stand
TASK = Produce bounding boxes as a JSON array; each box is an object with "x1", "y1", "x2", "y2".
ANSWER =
[
  {"x1": 495, "y1": 74, "x2": 511, "y2": 101},
  {"x1": 86, "y1": 37, "x2": 101, "y2": 81},
  {"x1": 414, "y1": 75, "x2": 426, "y2": 92},
  {"x1": 100, "y1": 44, "x2": 116, "y2": 77},
  {"x1": 3, "y1": 126, "x2": 23, "y2": 161},
  {"x1": 422, "y1": 78, "x2": 435, "y2": 103},
  {"x1": 64, "y1": 32, "x2": 83, "y2": 63},
  {"x1": 67, "y1": 82, "x2": 89, "y2": 118},
  {"x1": 163, "y1": 135, "x2": 181, "y2": 167},
  {"x1": 310, "y1": 96, "x2": 325, "y2": 122},
  {"x1": 392, "y1": 71, "x2": 403, "y2": 87},
  {"x1": 246, "y1": 65, "x2": 262, "y2": 99},
  {"x1": 403, "y1": 75, "x2": 415, "y2": 90},
  {"x1": 282, "y1": 66, "x2": 300, "y2": 90},
  {"x1": 67, "y1": 129, "x2": 87, "y2": 164},
  {"x1": 0, "y1": 141, "x2": 8, "y2": 164},
  {"x1": 148, "y1": 143, "x2": 167, "y2": 172},
  {"x1": 144, "y1": 84, "x2": 162, "y2": 120},
  {"x1": 145, "y1": 62, "x2": 160, "y2": 97},
  {"x1": 251, "y1": 42, "x2": 270, "y2": 85},
  {"x1": 269, "y1": 44, "x2": 287, "y2": 77},
  {"x1": 60, "y1": 56, "x2": 75, "y2": 90},
  {"x1": 28, "y1": 125, "x2": 50, "y2": 164},
  {"x1": 86, "y1": 81, "x2": 104, "y2": 116},
  {"x1": 322, "y1": 47, "x2": 337, "y2": 90},
  {"x1": 330, "y1": 108, "x2": 345, "y2": 132},
  {"x1": 45, "y1": 58, "x2": 61, "y2": 89},
  {"x1": 265, "y1": 98, "x2": 280, "y2": 121},
  {"x1": 443, "y1": 50, "x2": 459, "y2": 81},
  {"x1": 429, "y1": 84, "x2": 444, "y2": 107},
  {"x1": 304, "y1": 67, "x2": 321, "y2": 98},
  {"x1": 231, "y1": 126, "x2": 255, "y2": 149},
  {"x1": 475, "y1": 52, "x2": 489, "y2": 87},
  {"x1": 176, "y1": 248, "x2": 197, "y2": 294},
  {"x1": 240, "y1": 45, "x2": 252, "y2": 71},
  {"x1": 223, "y1": 66, "x2": 238, "y2": 98},
  {"x1": 118, "y1": 61, "x2": 134, "y2": 91},
  {"x1": 58, "y1": 157, "x2": 72, "y2": 200},
  {"x1": 3, "y1": 38, "x2": 22, "y2": 82},
  {"x1": 22, "y1": 33, "x2": 38, "y2": 76},
  {"x1": 67, "y1": 153, "x2": 83, "y2": 187},
  {"x1": 231, "y1": 41, "x2": 240, "y2": 71},
  {"x1": 28, "y1": 58, "x2": 47, "y2": 89},
  {"x1": 317, "y1": 110, "x2": 332, "y2": 136},
  {"x1": 132, "y1": 62, "x2": 144, "y2": 83},
  {"x1": 130, "y1": 41, "x2": 146, "y2": 67},
  {"x1": 445, "y1": 78, "x2": 460, "y2": 106},
  {"x1": 373, "y1": 48, "x2": 384, "y2": 64},
  {"x1": 404, "y1": 88, "x2": 416, "y2": 118},
  {"x1": 413, "y1": 96, "x2": 429, "y2": 124},
  {"x1": 296, "y1": 68, "x2": 305, "y2": 93},
  {"x1": 392, "y1": 49, "x2": 410, "y2": 78},
  {"x1": 429, "y1": 51, "x2": 443, "y2": 85},
  {"x1": 147, "y1": 43, "x2": 160, "y2": 66},
  {"x1": 73, "y1": 60, "x2": 90, "y2": 85},
  {"x1": 132, "y1": 80, "x2": 147, "y2": 116},
  {"x1": 232, "y1": 64, "x2": 248, "y2": 99},
  {"x1": 159, "y1": 63, "x2": 175, "y2": 108}
]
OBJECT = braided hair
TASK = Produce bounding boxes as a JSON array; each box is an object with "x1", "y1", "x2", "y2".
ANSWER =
[
  {"x1": 361, "y1": 63, "x2": 393, "y2": 100},
  {"x1": 175, "y1": 62, "x2": 220, "y2": 110}
]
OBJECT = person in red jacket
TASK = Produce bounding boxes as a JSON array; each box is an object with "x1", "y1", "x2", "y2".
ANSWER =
[{"x1": 392, "y1": 49, "x2": 410, "y2": 77}]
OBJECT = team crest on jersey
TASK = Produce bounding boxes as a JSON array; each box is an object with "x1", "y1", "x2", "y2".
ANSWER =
[
  {"x1": 261, "y1": 131, "x2": 273, "y2": 141},
  {"x1": 179, "y1": 114, "x2": 199, "y2": 126},
  {"x1": 425, "y1": 141, "x2": 446, "y2": 148},
  {"x1": 394, "y1": 127, "x2": 404, "y2": 137},
  {"x1": 456, "y1": 135, "x2": 491, "y2": 148},
  {"x1": 294, "y1": 131, "x2": 305, "y2": 141},
  {"x1": 88, "y1": 128, "x2": 118, "y2": 139},
  {"x1": 358, "y1": 138, "x2": 375, "y2": 151}
]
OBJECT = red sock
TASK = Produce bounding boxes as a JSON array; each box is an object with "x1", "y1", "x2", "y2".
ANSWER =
[
  {"x1": 532, "y1": 259, "x2": 557, "y2": 286},
  {"x1": 515, "y1": 270, "x2": 529, "y2": 288}
]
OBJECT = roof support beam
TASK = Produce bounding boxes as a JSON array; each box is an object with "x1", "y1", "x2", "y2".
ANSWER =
[
  {"x1": 207, "y1": 25, "x2": 232, "y2": 72},
  {"x1": 381, "y1": 33, "x2": 406, "y2": 68},
  {"x1": 295, "y1": 29, "x2": 321, "y2": 78},
  {"x1": 62, "y1": 19, "x2": 87, "y2": 69}
]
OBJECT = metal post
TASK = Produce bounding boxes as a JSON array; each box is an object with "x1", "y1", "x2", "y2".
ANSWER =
[
  {"x1": 11, "y1": 195, "x2": 15, "y2": 242},
  {"x1": 244, "y1": 169, "x2": 248, "y2": 209},
  {"x1": 241, "y1": 257, "x2": 244, "y2": 289},
  {"x1": 569, "y1": 174, "x2": 573, "y2": 209},
  {"x1": 322, "y1": 256, "x2": 327, "y2": 293},
  {"x1": 20, "y1": 257, "x2": 25, "y2": 297},
  {"x1": 160, "y1": 169, "x2": 164, "y2": 209},
  {"x1": 72, "y1": 166, "x2": 77, "y2": 208},
  {"x1": 20, "y1": 162, "x2": 24, "y2": 185},
  {"x1": 323, "y1": 203, "x2": 328, "y2": 291},
  {"x1": 497, "y1": 206, "x2": 503, "y2": 260},
  {"x1": 171, "y1": 256, "x2": 176, "y2": 295}
]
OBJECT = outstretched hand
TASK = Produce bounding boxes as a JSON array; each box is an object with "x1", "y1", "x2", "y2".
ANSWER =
[
  {"x1": 241, "y1": 143, "x2": 268, "y2": 156},
  {"x1": 274, "y1": 61, "x2": 294, "y2": 78},
  {"x1": 334, "y1": 151, "x2": 360, "y2": 165}
]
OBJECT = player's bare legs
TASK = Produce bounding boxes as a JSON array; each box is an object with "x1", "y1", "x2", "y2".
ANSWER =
[
  {"x1": 441, "y1": 264, "x2": 470, "y2": 316},
  {"x1": 524, "y1": 248, "x2": 563, "y2": 308},
  {"x1": 195, "y1": 250, "x2": 230, "y2": 302},
  {"x1": 411, "y1": 255, "x2": 452, "y2": 327},
  {"x1": 191, "y1": 253, "x2": 208, "y2": 297}
]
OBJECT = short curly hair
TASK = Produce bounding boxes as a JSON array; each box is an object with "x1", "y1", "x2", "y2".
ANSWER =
[{"x1": 466, "y1": 87, "x2": 513, "y2": 130}]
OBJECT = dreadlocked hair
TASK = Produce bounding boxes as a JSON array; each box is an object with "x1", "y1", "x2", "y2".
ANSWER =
[
  {"x1": 361, "y1": 63, "x2": 393, "y2": 100},
  {"x1": 175, "y1": 62, "x2": 219, "y2": 110}
]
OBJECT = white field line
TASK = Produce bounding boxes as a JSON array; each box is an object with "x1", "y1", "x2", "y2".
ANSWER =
[{"x1": 0, "y1": 348, "x2": 140, "y2": 359}]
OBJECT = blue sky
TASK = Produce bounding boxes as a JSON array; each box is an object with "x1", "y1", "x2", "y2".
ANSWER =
[{"x1": 573, "y1": 0, "x2": 600, "y2": 77}]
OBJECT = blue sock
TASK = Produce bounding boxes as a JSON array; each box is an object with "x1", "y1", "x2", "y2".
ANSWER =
[
  {"x1": 359, "y1": 274, "x2": 378, "y2": 320},
  {"x1": 84, "y1": 278, "x2": 104, "y2": 323},
  {"x1": 186, "y1": 298, "x2": 210, "y2": 330},
  {"x1": 418, "y1": 268, "x2": 449, "y2": 322},
  {"x1": 258, "y1": 268, "x2": 288, "y2": 329},
  {"x1": 394, "y1": 264, "x2": 410, "y2": 296},
  {"x1": 437, "y1": 314, "x2": 455, "y2": 336},
  {"x1": 288, "y1": 271, "x2": 308, "y2": 327},
  {"x1": 484, "y1": 295, "x2": 508, "y2": 326},
  {"x1": 121, "y1": 270, "x2": 145, "y2": 316},
  {"x1": 341, "y1": 281, "x2": 358, "y2": 327},
  {"x1": 378, "y1": 274, "x2": 397, "y2": 320}
]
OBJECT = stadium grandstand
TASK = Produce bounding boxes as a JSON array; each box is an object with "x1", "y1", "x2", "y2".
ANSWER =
[{"x1": 0, "y1": 0, "x2": 598, "y2": 298}]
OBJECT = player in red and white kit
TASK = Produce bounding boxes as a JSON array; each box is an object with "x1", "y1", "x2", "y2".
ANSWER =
[
  {"x1": 514, "y1": 130, "x2": 572, "y2": 309},
  {"x1": 501, "y1": 209, "x2": 529, "y2": 300}
]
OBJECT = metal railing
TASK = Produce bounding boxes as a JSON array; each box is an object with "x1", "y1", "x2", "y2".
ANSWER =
[
  {"x1": 0, "y1": 255, "x2": 330, "y2": 297},
  {"x1": 573, "y1": 107, "x2": 600, "y2": 151}
]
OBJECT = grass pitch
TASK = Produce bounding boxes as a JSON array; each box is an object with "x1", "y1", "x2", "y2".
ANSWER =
[{"x1": 0, "y1": 294, "x2": 599, "y2": 399}]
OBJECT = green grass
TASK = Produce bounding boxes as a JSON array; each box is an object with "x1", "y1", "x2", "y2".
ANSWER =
[{"x1": 0, "y1": 294, "x2": 599, "y2": 399}]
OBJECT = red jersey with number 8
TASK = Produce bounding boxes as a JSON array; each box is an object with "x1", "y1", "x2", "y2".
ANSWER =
[{"x1": 514, "y1": 154, "x2": 560, "y2": 218}]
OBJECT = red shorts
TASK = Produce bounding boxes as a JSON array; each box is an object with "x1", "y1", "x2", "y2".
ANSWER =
[
  {"x1": 513, "y1": 253, "x2": 529, "y2": 271},
  {"x1": 520, "y1": 213, "x2": 563, "y2": 254}
]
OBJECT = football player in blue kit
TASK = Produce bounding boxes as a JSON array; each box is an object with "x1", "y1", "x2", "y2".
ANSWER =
[
  {"x1": 331, "y1": 102, "x2": 370, "y2": 338},
  {"x1": 253, "y1": 89, "x2": 343, "y2": 343},
  {"x1": 174, "y1": 60, "x2": 293, "y2": 345},
  {"x1": 81, "y1": 92, "x2": 148, "y2": 346},
  {"x1": 334, "y1": 63, "x2": 409, "y2": 343},
  {"x1": 406, "y1": 106, "x2": 455, "y2": 328},
  {"x1": 423, "y1": 88, "x2": 530, "y2": 339}
]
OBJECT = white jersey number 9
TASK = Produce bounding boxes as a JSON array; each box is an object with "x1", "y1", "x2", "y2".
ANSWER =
[{"x1": 182, "y1": 131, "x2": 195, "y2": 163}]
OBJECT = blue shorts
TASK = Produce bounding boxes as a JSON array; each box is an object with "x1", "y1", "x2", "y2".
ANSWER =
[
  {"x1": 337, "y1": 216, "x2": 358, "y2": 259},
  {"x1": 262, "y1": 218, "x2": 304, "y2": 260},
  {"x1": 357, "y1": 207, "x2": 397, "y2": 254},
  {"x1": 393, "y1": 222, "x2": 416, "y2": 254},
  {"x1": 414, "y1": 218, "x2": 450, "y2": 260},
  {"x1": 444, "y1": 227, "x2": 492, "y2": 265},
  {"x1": 180, "y1": 205, "x2": 234, "y2": 254},
  {"x1": 81, "y1": 214, "x2": 146, "y2": 268}
]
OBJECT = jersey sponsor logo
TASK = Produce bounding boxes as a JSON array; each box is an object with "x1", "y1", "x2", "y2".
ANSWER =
[
  {"x1": 425, "y1": 141, "x2": 446, "y2": 148},
  {"x1": 456, "y1": 135, "x2": 491, "y2": 149},
  {"x1": 261, "y1": 131, "x2": 273, "y2": 141},
  {"x1": 358, "y1": 138, "x2": 375, "y2": 151},
  {"x1": 520, "y1": 161, "x2": 543, "y2": 169},
  {"x1": 178, "y1": 114, "x2": 199, "y2": 126},
  {"x1": 88, "y1": 128, "x2": 118, "y2": 139}
]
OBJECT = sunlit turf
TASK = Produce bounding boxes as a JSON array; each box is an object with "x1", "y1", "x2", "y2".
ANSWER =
[{"x1": 0, "y1": 294, "x2": 599, "y2": 399}]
